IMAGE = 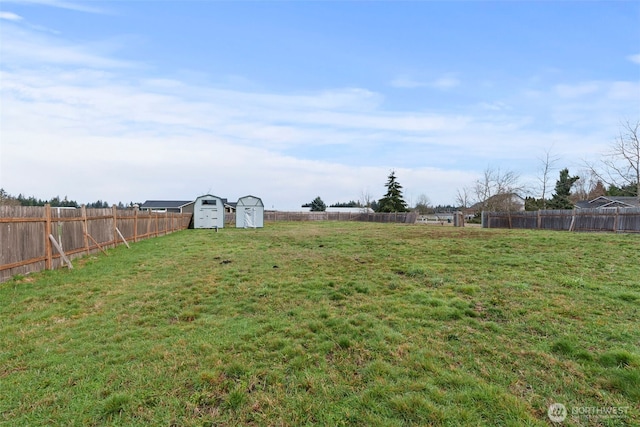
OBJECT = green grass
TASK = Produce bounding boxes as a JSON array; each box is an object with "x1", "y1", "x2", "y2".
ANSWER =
[{"x1": 1, "y1": 222, "x2": 639, "y2": 426}]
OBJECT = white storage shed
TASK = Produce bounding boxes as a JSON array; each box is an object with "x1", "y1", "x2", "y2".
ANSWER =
[
  {"x1": 194, "y1": 194, "x2": 225, "y2": 229},
  {"x1": 236, "y1": 195, "x2": 264, "y2": 228}
]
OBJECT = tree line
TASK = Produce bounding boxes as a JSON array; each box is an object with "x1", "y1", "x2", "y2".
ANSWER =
[{"x1": 0, "y1": 189, "x2": 139, "y2": 209}]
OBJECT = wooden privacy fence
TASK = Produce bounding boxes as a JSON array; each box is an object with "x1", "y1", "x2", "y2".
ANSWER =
[
  {"x1": 264, "y1": 211, "x2": 418, "y2": 223},
  {"x1": 0, "y1": 205, "x2": 192, "y2": 282},
  {"x1": 482, "y1": 207, "x2": 640, "y2": 232}
]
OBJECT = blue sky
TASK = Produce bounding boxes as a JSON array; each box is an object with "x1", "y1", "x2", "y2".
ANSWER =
[{"x1": 1, "y1": 0, "x2": 639, "y2": 210}]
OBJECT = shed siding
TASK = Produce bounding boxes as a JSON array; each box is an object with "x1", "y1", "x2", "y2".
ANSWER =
[
  {"x1": 194, "y1": 195, "x2": 225, "y2": 229},
  {"x1": 236, "y1": 196, "x2": 264, "y2": 228}
]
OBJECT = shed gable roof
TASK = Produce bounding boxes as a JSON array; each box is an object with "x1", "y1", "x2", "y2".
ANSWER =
[
  {"x1": 237, "y1": 195, "x2": 264, "y2": 207},
  {"x1": 195, "y1": 195, "x2": 237, "y2": 209}
]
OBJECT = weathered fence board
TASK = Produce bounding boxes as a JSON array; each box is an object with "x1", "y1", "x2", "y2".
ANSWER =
[
  {"x1": 0, "y1": 205, "x2": 192, "y2": 282},
  {"x1": 482, "y1": 208, "x2": 640, "y2": 232}
]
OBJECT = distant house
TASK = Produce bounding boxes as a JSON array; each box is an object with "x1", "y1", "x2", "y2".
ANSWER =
[
  {"x1": 326, "y1": 207, "x2": 374, "y2": 214},
  {"x1": 417, "y1": 212, "x2": 455, "y2": 223},
  {"x1": 222, "y1": 199, "x2": 237, "y2": 214},
  {"x1": 468, "y1": 193, "x2": 526, "y2": 213},
  {"x1": 140, "y1": 200, "x2": 194, "y2": 214},
  {"x1": 575, "y1": 196, "x2": 640, "y2": 209}
]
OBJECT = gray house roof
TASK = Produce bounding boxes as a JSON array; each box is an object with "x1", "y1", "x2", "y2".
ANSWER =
[
  {"x1": 191, "y1": 196, "x2": 237, "y2": 212},
  {"x1": 140, "y1": 200, "x2": 194, "y2": 210},
  {"x1": 468, "y1": 193, "x2": 526, "y2": 212},
  {"x1": 140, "y1": 198, "x2": 238, "y2": 213},
  {"x1": 575, "y1": 196, "x2": 640, "y2": 209},
  {"x1": 221, "y1": 199, "x2": 237, "y2": 210}
]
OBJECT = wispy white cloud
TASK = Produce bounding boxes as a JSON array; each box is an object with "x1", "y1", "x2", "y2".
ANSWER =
[
  {"x1": 431, "y1": 75, "x2": 460, "y2": 90},
  {"x1": 2, "y1": 0, "x2": 106, "y2": 13},
  {"x1": 608, "y1": 81, "x2": 640, "y2": 100},
  {"x1": 553, "y1": 80, "x2": 639, "y2": 103},
  {"x1": 391, "y1": 73, "x2": 460, "y2": 90},
  {"x1": 0, "y1": 11, "x2": 23, "y2": 20},
  {"x1": 0, "y1": 9, "x2": 61, "y2": 34},
  {"x1": 554, "y1": 82, "x2": 600, "y2": 98},
  {"x1": 477, "y1": 101, "x2": 511, "y2": 112},
  {"x1": 627, "y1": 53, "x2": 640, "y2": 64},
  {"x1": 391, "y1": 75, "x2": 427, "y2": 88},
  {"x1": 0, "y1": 24, "x2": 134, "y2": 68}
]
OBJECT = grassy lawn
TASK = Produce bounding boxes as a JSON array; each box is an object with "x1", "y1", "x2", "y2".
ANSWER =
[{"x1": 1, "y1": 222, "x2": 638, "y2": 426}]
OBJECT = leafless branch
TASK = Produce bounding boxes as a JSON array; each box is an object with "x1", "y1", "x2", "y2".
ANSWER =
[
  {"x1": 537, "y1": 147, "x2": 559, "y2": 209},
  {"x1": 471, "y1": 166, "x2": 528, "y2": 212},
  {"x1": 586, "y1": 119, "x2": 640, "y2": 200}
]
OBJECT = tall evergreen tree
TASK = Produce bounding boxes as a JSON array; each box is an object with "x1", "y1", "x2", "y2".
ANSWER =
[
  {"x1": 548, "y1": 168, "x2": 579, "y2": 209},
  {"x1": 524, "y1": 196, "x2": 545, "y2": 211},
  {"x1": 376, "y1": 171, "x2": 409, "y2": 212},
  {"x1": 606, "y1": 182, "x2": 638, "y2": 197},
  {"x1": 309, "y1": 196, "x2": 327, "y2": 212}
]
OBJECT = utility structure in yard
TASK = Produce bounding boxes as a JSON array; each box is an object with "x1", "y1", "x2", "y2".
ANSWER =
[
  {"x1": 235, "y1": 195, "x2": 264, "y2": 228},
  {"x1": 140, "y1": 200, "x2": 194, "y2": 214},
  {"x1": 193, "y1": 194, "x2": 225, "y2": 229}
]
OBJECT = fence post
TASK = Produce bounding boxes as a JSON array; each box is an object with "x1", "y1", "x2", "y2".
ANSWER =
[
  {"x1": 537, "y1": 210, "x2": 541, "y2": 229},
  {"x1": 112, "y1": 205, "x2": 118, "y2": 248},
  {"x1": 81, "y1": 205, "x2": 90, "y2": 256},
  {"x1": 45, "y1": 204, "x2": 52, "y2": 270},
  {"x1": 133, "y1": 207, "x2": 138, "y2": 242},
  {"x1": 569, "y1": 211, "x2": 576, "y2": 232},
  {"x1": 483, "y1": 211, "x2": 489, "y2": 228},
  {"x1": 614, "y1": 207, "x2": 619, "y2": 232}
]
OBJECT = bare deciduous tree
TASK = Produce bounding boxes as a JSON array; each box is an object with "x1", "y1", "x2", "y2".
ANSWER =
[
  {"x1": 572, "y1": 169, "x2": 605, "y2": 202},
  {"x1": 537, "y1": 147, "x2": 559, "y2": 209},
  {"x1": 473, "y1": 166, "x2": 526, "y2": 212},
  {"x1": 587, "y1": 120, "x2": 640, "y2": 201},
  {"x1": 359, "y1": 188, "x2": 373, "y2": 212},
  {"x1": 456, "y1": 166, "x2": 528, "y2": 215},
  {"x1": 455, "y1": 187, "x2": 472, "y2": 209},
  {"x1": 414, "y1": 194, "x2": 431, "y2": 214}
]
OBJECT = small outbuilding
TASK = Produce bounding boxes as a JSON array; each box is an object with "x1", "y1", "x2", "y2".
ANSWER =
[
  {"x1": 236, "y1": 195, "x2": 264, "y2": 228},
  {"x1": 140, "y1": 200, "x2": 195, "y2": 214},
  {"x1": 193, "y1": 194, "x2": 225, "y2": 229}
]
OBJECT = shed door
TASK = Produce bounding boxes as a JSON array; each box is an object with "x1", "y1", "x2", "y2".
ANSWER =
[
  {"x1": 244, "y1": 207, "x2": 254, "y2": 228},
  {"x1": 199, "y1": 208, "x2": 217, "y2": 228}
]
